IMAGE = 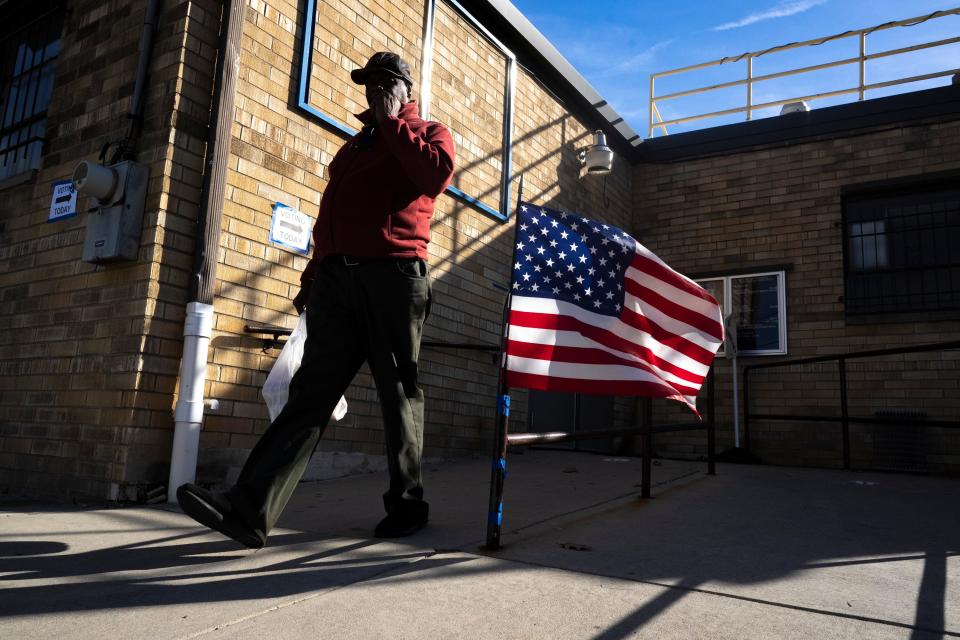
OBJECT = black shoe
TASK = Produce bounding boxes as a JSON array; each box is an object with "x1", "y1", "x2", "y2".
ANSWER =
[
  {"x1": 176, "y1": 483, "x2": 265, "y2": 549},
  {"x1": 374, "y1": 510, "x2": 428, "y2": 538}
]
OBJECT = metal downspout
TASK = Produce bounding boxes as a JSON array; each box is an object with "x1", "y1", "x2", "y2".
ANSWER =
[{"x1": 168, "y1": 0, "x2": 246, "y2": 499}]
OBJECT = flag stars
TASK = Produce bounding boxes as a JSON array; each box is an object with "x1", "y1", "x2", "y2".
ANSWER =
[{"x1": 513, "y1": 203, "x2": 632, "y2": 317}]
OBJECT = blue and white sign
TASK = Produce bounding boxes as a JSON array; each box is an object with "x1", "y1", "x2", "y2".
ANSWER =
[
  {"x1": 48, "y1": 180, "x2": 78, "y2": 222},
  {"x1": 270, "y1": 203, "x2": 312, "y2": 253}
]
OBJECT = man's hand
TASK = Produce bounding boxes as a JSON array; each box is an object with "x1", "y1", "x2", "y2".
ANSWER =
[
  {"x1": 293, "y1": 285, "x2": 310, "y2": 314},
  {"x1": 372, "y1": 92, "x2": 402, "y2": 124}
]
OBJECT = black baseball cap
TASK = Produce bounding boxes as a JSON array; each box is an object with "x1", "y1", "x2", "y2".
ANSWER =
[{"x1": 350, "y1": 52, "x2": 414, "y2": 86}]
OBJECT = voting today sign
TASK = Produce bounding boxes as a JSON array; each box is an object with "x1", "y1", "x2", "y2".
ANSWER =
[
  {"x1": 49, "y1": 180, "x2": 78, "y2": 222},
  {"x1": 270, "y1": 203, "x2": 312, "y2": 254}
]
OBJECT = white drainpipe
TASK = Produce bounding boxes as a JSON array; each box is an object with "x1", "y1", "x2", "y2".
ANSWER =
[{"x1": 167, "y1": 301, "x2": 215, "y2": 500}]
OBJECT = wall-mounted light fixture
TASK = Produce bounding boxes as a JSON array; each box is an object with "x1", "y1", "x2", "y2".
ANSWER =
[{"x1": 579, "y1": 130, "x2": 614, "y2": 176}]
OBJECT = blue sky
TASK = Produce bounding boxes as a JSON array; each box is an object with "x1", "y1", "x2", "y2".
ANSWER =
[{"x1": 509, "y1": 1, "x2": 960, "y2": 138}]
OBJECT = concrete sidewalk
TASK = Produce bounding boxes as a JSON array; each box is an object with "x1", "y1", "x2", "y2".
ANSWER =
[{"x1": 1, "y1": 450, "x2": 957, "y2": 639}]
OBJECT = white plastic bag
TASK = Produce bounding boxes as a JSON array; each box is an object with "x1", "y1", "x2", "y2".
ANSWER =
[{"x1": 262, "y1": 313, "x2": 348, "y2": 422}]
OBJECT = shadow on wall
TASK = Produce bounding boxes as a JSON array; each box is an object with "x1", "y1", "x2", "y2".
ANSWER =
[{"x1": 153, "y1": 0, "x2": 635, "y2": 489}]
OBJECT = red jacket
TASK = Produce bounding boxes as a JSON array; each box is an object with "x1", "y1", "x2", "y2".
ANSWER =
[{"x1": 301, "y1": 101, "x2": 455, "y2": 286}]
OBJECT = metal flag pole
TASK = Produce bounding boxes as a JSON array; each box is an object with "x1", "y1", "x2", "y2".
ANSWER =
[{"x1": 485, "y1": 174, "x2": 524, "y2": 551}]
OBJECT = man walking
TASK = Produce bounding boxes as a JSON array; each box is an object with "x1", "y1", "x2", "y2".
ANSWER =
[{"x1": 177, "y1": 52, "x2": 455, "y2": 548}]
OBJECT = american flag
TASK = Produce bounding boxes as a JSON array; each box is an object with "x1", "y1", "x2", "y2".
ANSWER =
[{"x1": 505, "y1": 202, "x2": 723, "y2": 415}]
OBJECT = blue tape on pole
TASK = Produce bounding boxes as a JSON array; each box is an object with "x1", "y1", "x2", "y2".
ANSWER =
[
  {"x1": 497, "y1": 457, "x2": 507, "y2": 479},
  {"x1": 497, "y1": 394, "x2": 511, "y2": 416},
  {"x1": 487, "y1": 502, "x2": 503, "y2": 525}
]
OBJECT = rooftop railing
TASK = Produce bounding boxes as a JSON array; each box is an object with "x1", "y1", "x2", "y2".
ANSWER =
[{"x1": 648, "y1": 8, "x2": 960, "y2": 138}]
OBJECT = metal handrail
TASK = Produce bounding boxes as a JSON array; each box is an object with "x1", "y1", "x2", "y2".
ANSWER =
[
  {"x1": 742, "y1": 340, "x2": 960, "y2": 470},
  {"x1": 648, "y1": 8, "x2": 960, "y2": 137},
  {"x1": 243, "y1": 323, "x2": 498, "y2": 352}
]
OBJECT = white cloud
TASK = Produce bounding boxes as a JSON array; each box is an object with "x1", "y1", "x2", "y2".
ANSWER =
[
  {"x1": 603, "y1": 41, "x2": 673, "y2": 76},
  {"x1": 711, "y1": 0, "x2": 828, "y2": 32}
]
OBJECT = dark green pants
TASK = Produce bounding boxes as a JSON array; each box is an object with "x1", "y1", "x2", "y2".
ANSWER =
[{"x1": 228, "y1": 256, "x2": 432, "y2": 538}]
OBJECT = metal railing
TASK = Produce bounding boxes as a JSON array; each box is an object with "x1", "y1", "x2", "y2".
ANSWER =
[
  {"x1": 246, "y1": 323, "x2": 718, "y2": 496},
  {"x1": 505, "y1": 367, "x2": 717, "y2": 498},
  {"x1": 648, "y1": 8, "x2": 960, "y2": 137},
  {"x1": 244, "y1": 323, "x2": 500, "y2": 353},
  {"x1": 743, "y1": 341, "x2": 960, "y2": 470}
]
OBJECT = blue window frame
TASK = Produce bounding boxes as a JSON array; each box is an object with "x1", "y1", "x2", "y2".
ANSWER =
[{"x1": 296, "y1": 0, "x2": 516, "y2": 221}]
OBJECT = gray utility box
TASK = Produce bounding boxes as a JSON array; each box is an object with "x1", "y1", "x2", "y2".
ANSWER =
[{"x1": 81, "y1": 160, "x2": 149, "y2": 264}]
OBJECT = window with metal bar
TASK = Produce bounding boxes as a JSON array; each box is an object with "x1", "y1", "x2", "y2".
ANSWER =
[
  {"x1": 843, "y1": 184, "x2": 960, "y2": 315},
  {"x1": 0, "y1": 1, "x2": 66, "y2": 182},
  {"x1": 696, "y1": 271, "x2": 788, "y2": 356}
]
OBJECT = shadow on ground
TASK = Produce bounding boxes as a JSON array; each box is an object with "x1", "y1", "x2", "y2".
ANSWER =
[{"x1": 1, "y1": 452, "x2": 957, "y2": 639}]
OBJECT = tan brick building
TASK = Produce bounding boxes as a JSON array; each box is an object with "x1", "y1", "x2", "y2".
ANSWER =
[
  {"x1": 0, "y1": 0, "x2": 636, "y2": 499},
  {"x1": 637, "y1": 89, "x2": 960, "y2": 472},
  {"x1": 0, "y1": 0, "x2": 957, "y2": 501}
]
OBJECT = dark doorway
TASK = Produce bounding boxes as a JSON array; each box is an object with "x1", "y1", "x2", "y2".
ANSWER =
[{"x1": 528, "y1": 390, "x2": 615, "y2": 453}]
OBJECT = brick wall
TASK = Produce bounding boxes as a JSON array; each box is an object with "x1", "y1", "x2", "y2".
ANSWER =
[
  {"x1": 634, "y1": 116, "x2": 960, "y2": 471},
  {"x1": 0, "y1": 0, "x2": 221, "y2": 498},
  {"x1": 0, "y1": 0, "x2": 644, "y2": 499}
]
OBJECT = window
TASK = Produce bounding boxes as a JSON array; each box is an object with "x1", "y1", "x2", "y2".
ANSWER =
[
  {"x1": 296, "y1": 0, "x2": 516, "y2": 221},
  {"x1": 843, "y1": 185, "x2": 960, "y2": 315},
  {"x1": 696, "y1": 271, "x2": 787, "y2": 356},
  {"x1": 0, "y1": 0, "x2": 65, "y2": 182}
]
